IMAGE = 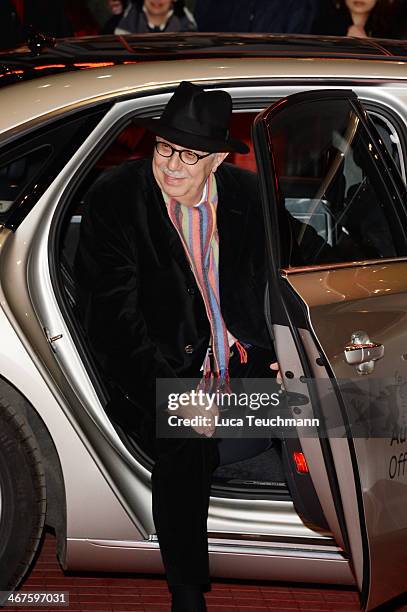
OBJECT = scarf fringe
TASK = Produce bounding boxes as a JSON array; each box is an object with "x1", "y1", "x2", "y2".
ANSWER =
[{"x1": 235, "y1": 340, "x2": 248, "y2": 364}]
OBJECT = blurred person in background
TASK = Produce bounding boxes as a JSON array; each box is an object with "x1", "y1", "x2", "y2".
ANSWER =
[
  {"x1": 102, "y1": 0, "x2": 128, "y2": 33},
  {"x1": 312, "y1": 0, "x2": 400, "y2": 38},
  {"x1": 194, "y1": 0, "x2": 321, "y2": 34},
  {"x1": 115, "y1": 0, "x2": 197, "y2": 34}
]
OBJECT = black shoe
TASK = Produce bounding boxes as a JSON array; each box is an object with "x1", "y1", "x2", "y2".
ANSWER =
[{"x1": 171, "y1": 585, "x2": 206, "y2": 612}]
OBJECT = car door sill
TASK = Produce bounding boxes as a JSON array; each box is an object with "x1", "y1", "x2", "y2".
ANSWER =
[
  {"x1": 69, "y1": 536, "x2": 346, "y2": 559},
  {"x1": 65, "y1": 537, "x2": 354, "y2": 583}
]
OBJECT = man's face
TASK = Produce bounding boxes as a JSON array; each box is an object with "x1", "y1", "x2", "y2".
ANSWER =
[
  {"x1": 144, "y1": 0, "x2": 174, "y2": 17},
  {"x1": 152, "y1": 138, "x2": 228, "y2": 207}
]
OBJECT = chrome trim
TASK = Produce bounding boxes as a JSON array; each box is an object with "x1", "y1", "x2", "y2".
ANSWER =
[
  {"x1": 88, "y1": 537, "x2": 344, "y2": 557},
  {"x1": 344, "y1": 331, "x2": 384, "y2": 375},
  {"x1": 344, "y1": 342, "x2": 382, "y2": 352},
  {"x1": 127, "y1": 533, "x2": 339, "y2": 550}
]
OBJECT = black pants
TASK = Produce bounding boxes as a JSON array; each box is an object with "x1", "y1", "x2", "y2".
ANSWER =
[
  {"x1": 151, "y1": 345, "x2": 276, "y2": 588},
  {"x1": 151, "y1": 436, "x2": 219, "y2": 587}
]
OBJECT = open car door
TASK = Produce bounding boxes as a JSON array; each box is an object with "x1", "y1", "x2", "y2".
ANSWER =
[{"x1": 253, "y1": 89, "x2": 407, "y2": 610}]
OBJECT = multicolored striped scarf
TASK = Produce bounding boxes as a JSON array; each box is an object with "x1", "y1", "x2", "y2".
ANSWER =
[{"x1": 164, "y1": 173, "x2": 232, "y2": 380}]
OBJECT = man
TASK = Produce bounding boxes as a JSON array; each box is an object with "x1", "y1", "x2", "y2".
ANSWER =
[{"x1": 75, "y1": 81, "x2": 277, "y2": 611}]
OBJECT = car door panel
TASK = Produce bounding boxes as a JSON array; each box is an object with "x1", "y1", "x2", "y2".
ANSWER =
[
  {"x1": 254, "y1": 89, "x2": 407, "y2": 610},
  {"x1": 286, "y1": 265, "x2": 407, "y2": 609}
]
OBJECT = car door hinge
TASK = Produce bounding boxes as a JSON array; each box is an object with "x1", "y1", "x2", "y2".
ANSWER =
[{"x1": 44, "y1": 327, "x2": 63, "y2": 352}]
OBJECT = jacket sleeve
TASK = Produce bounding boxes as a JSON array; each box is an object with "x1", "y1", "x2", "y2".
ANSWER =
[{"x1": 74, "y1": 169, "x2": 179, "y2": 410}]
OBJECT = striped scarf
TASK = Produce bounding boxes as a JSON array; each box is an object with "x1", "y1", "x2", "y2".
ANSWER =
[{"x1": 164, "y1": 173, "x2": 231, "y2": 380}]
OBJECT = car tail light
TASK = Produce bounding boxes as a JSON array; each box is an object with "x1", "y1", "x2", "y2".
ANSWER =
[{"x1": 293, "y1": 451, "x2": 309, "y2": 474}]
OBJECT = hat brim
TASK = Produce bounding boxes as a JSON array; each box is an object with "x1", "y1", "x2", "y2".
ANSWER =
[{"x1": 134, "y1": 117, "x2": 250, "y2": 155}]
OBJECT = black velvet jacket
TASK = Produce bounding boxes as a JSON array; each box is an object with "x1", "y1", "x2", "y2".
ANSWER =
[{"x1": 74, "y1": 159, "x2": 273, "y2": 411}]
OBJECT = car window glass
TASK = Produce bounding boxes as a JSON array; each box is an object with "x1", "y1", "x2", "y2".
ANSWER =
[
  {"x1": 0, "y1": 146, "x2": 52, "y2": 215},
  {"x1": 369, "y1": 112, "x2": 405, "y2": 182},
  {"x1": 265, "y1": 98, "x2": 407, "y2": 267},
  {"x1": 0, "y1": 108, "x2": 108, "y2": 229}
]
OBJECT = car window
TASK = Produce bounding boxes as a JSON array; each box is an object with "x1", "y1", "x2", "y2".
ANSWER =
[
  {"x1": 265, "y1": 98, "x2": 407, "y2": 267},
  {"x1": 0, "y1": 146, "x2": 52, "y2": 215},
  {"x1": 0, "y1": 107, "x2": 108, "y2": 230}
]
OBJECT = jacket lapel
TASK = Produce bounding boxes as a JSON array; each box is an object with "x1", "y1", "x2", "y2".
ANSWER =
[{"x1": 216, "y1": 166, "x2": 249, "y2": 291}]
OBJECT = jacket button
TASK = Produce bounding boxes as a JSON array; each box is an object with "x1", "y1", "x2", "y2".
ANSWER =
[
  {"x1": 187, "y1": 287, "x2": 195, "y2": 295},
  {"x1": 185, "y1": 345, "x2": 194, "y2": 354}
]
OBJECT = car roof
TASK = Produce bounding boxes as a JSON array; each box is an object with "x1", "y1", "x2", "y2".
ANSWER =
[
  {"x1": 0, "y1": 33, "x2": 406, "y2": 138},
  {"x1": 1, "y1": 33, "x2": 406, "y2": 87}
]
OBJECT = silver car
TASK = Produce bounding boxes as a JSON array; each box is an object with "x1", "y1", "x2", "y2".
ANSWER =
[{"x1": 0, "y1": 33, "x2": 407, "y2": 611}]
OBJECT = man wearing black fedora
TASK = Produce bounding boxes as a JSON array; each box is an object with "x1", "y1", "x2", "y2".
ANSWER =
[{"x1": 75, "y1": 81, "x2": 277, "y2": 611}]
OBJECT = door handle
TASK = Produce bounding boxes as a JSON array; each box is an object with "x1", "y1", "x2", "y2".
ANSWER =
[{"x1": 344, "y1": 331, "x2": 384, "y2": 375}]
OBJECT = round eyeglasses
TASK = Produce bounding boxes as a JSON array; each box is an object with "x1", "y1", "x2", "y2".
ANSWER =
[{"x1": 155, "y1": 141, "x2": 212, "y2": 166}]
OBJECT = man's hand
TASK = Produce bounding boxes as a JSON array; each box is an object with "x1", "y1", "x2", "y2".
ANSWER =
[
  {"x1": 270, "y1": 361, "x2": 282, "y2": 385},
  {"x1": 175, "y1": 393, "x2": 219, "y2": 438}
]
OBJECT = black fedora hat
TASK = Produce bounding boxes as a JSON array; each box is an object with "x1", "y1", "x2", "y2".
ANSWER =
[{"x1": 135, "y1": 81, "x2": 249, "y2": 154}]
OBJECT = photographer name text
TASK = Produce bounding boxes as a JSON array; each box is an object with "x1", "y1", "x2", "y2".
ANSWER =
[{"x1": 167, "y1": 414, "x2": 319, "y2": 428}]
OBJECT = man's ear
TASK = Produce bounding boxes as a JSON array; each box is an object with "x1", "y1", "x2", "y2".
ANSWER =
[{"x1": 212, "y1": 152, "x2": 229, "y2": 172}]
